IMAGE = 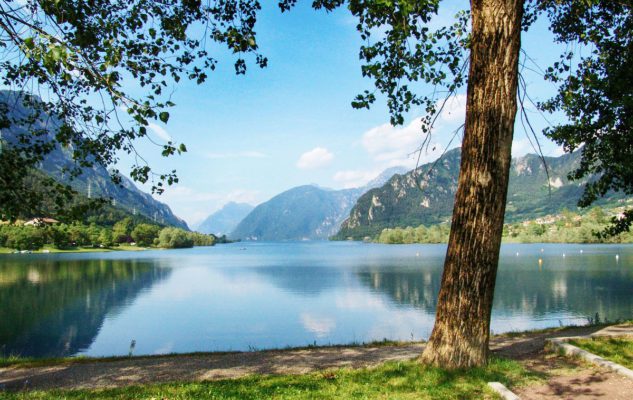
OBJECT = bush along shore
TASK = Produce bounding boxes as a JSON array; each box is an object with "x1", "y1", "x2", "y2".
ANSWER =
[
  {"x1": 0, "y1": 217, "x2": 223, "y2": 253},
  {"x1": 375, "y1": 206, "x2": 633, "y2": 244}
]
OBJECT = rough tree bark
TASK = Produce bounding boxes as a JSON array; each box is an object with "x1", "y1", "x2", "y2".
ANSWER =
[{"x1": 420, "y1": 0, "x2": 524, "y2": 368}]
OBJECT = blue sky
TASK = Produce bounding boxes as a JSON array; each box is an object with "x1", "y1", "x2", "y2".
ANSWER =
[{"x1": 119, "y1": 2, "x2": 569, "y2": 227}]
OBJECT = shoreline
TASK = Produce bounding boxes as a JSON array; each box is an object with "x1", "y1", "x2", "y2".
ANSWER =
[
  {"x1": 0, "y1": 244, "x2": 224, "y2": 255},
  {"x1": 1, "y1": 322, "x2": 630, "y2": 395},
  {"x1": 0, "y1": 245, "x2": 149, "y2": 255},
  {"x1": 0, "y1": 323, "x2": 621, "y2": 370}
]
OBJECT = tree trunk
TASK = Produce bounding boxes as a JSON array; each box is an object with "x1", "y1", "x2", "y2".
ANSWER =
[{"x1": 420, "y1": 0, "x2": 523, "y2": 368}]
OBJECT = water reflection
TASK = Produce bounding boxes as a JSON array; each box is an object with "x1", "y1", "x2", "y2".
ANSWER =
[
  {"x1": 0, "y1": 243, "x2": 631, "y2": 358},
  {"x1": 356, "y1": 268, "x2": 441, "y2": 312},
  {"x1": 354, "y1": 247, "x2": 633, "y2": 327},
  {"x1": 0, "y1": 257, "x2": 169, "y2": 357}
]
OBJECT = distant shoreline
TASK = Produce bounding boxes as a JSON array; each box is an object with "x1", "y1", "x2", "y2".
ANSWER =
[{"x1": 0, "y1": 244, "x2": 149, "y2": 254}]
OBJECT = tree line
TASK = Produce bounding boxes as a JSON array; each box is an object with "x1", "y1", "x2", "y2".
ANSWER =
[
  {"x1": 0, "y1": 217, "x2": 218, "y2": 251},
  {"x1": 377, "y1": 207, "x2": 633, "y2": 245}
]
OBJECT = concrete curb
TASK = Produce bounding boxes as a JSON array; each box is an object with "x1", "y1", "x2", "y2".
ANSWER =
[
  {"x1": 487, "y1": 382, "x2": 520, "y2": 400},
  {"x1": 546, "y1": 336, "x2": 633, "y2": 381}
]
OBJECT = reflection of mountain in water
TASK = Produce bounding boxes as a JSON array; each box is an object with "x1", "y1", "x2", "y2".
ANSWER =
[
  {"x1": 356, "y1": 260, "x2": 633, "y2": 321},
  {"x1": 248, "y1": 265, "x2": 347, "y2": 296},
  {"x1": 0, "y1": 258, "x2": 170, "y2": 358}
]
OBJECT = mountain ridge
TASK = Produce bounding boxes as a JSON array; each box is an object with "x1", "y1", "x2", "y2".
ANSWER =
[
  {"x1": 230, "y1": 166, "x2": 407, "y2": 241},
  {"x1": 334, "y1": 147, "x2": 625, "y2": 240},
  {"x1": 0, "y1": 90, "x2": 188, "y2": 229},
  {"x1": 197, "y1": 202, "x2": 254, "y2": 235}
]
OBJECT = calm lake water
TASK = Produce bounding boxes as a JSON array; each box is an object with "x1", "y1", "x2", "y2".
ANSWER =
[{"x1": 1, "y1": 242, "x2": 632, "y2": 358}]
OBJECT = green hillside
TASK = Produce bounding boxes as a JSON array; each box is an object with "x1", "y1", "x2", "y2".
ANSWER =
[
  {"x1": 0, "y1": 91, "x2": 188, "y2": 229},
  {"x1": 334, "y1": 148, "x2": 627, "y2": 240}
]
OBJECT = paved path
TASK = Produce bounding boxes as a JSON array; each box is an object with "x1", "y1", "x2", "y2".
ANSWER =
[{"x1": 514, "y1": 324, "x2": 633, "y2": 400}]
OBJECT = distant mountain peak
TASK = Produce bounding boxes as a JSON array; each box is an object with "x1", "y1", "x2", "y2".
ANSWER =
[
  {"x1": 229, "y1": 166, "x2": 408, "y2": 241},
  {"x1": 197, "y1": 202, "x2": 254, "y2": 235}
]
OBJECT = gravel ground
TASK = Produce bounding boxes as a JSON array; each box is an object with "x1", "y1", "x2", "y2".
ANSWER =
[{"x1": 1, "y1": 324, "x2": 632, "y2": 398}]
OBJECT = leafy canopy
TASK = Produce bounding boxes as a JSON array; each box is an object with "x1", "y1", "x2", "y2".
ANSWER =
[
  {"x1": 537, "y1": 0, "x2": 633, "y2": 235},
  {"x1": 0, "y1": 0, "x2": 267, "y2": 220}
]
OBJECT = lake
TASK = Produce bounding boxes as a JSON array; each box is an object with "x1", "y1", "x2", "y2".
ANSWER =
[{"x1": 1, "y1": 242, "x2": 632, "y2": 358}]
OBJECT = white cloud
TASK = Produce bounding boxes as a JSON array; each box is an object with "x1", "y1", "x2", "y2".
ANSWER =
[
  {"x1": 357, "y1": 95, "x2": 466, "y2": 171},
  {"x1": 439, "y1": 94, "x2": 467, "y2": 123},
  {"x1": 147, "y1": 122, "x2": 172, "y2": 142},
  {"x1": 224, "y1": 189, "x2": 261, "y2": 205},
  {"x1": 551, "y1": 145, "x2": 566, "y2": 157},
  {"x1": 361, "y1": 119, "x2": 446, "y2": 168},
  {"x1": 332, "y1": 170, "x2": 380, "y2": 189},
  {"x1": 204, "y1": 151, "x2": 268, "y2": 159},
  {"x1": 296, "y1": 147, "x2": 334, "y2": 169},
  {"x1": 300, "y1": 313, "x2": 336, "y2": 338},
  {"x1": 512, "y1": 138, "x2": 532, "y2": 157}
]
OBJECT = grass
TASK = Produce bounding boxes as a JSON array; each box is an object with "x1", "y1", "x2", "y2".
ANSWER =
[
  {"x1": 569, "y1": 336, "x2": 633, "y2": 369},
  {"x1": 0, "y1": 358, "x2": 538, "y2": 399},
  {"x1": 0, "y1": 245, "x2": 148, "y2": 254}
]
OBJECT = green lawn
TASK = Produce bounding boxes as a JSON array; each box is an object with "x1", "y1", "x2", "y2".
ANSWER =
[
  {"x1": 0, "y1": 358, "x2": 538, "y2": 399},
  {"x1": 569, "y1": 336, "x2": 633, "y2": 369}
]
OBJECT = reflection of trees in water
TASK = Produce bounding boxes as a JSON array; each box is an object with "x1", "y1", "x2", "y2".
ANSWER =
[
  {"x1": 493, "y1": 263, "x2": 633, "y2": 321},
  {"x1": 356, "y1": 261, "x2": 633, "y2": 321},
  {"x1": 0, "y1": 258, "x2": 170, "y2": 357},
  {"x1": 355, "y1": 268, "x2": 442, "y2": 312}
]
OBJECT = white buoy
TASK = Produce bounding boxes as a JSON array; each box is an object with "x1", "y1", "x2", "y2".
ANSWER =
[
  {"x1": 516, "y1": 252, "x2": 519, "y2": 256},
  {"x1": 616, "y1": 254, "x2": 619, "y2": 261},
  {"x1": 580, "y1": 249, "x2": 583, "y2": 254},
  {"x1": 541, "y1": 248, "x2": 544, "y2": 253},
  {"x1": 562, "y1": 253, "x2": 566, "y2": 258}
]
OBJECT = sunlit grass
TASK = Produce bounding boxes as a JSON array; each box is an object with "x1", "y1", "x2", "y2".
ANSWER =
[
  {"x1": 1, "y1": 358, "x2": 539, "y2": 399},
  {"x1": 569, "y1": 337, "x2": 633, "y2": 369}
]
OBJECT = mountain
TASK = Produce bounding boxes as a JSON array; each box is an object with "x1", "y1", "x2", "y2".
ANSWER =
[
  {"x1": 334, "y1": 148, "x2": 626, "y2": 240},
  {"x1": 230, "y1": 166, "x2": 406, "y2": 241},
  {"x1": 196, "y1": 202, "x2": 254, "y2": 235},
  {"x1": 0, "y1": 90, "x2": 188, "y2": 229}
]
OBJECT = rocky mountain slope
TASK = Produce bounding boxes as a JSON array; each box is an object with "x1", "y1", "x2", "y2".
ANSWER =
[
  {"x1": 230, "y1": 166, "x2": 407, "y2": 241},
  {"x1": 334, "y1": 148, "x2": 624, "y2": 240},
  {"x1": 0, "y1": 90, "x2": 188, "y2": 229}
]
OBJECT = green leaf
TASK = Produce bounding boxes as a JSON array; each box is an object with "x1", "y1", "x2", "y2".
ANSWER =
[{"x1": 159, "y1": 112, "x2": 169, "y2": 123}]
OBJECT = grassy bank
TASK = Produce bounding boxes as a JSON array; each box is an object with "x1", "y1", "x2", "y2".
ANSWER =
[
  {"x1": 0, "y1": 358, "x2": 537, "y2": 399},
  {"x1": 569, "y1": 337, "x2": 633, "y2": 369},
  {"x1": 0, "y1": 244, "x2": 148, "y2": 254}
]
